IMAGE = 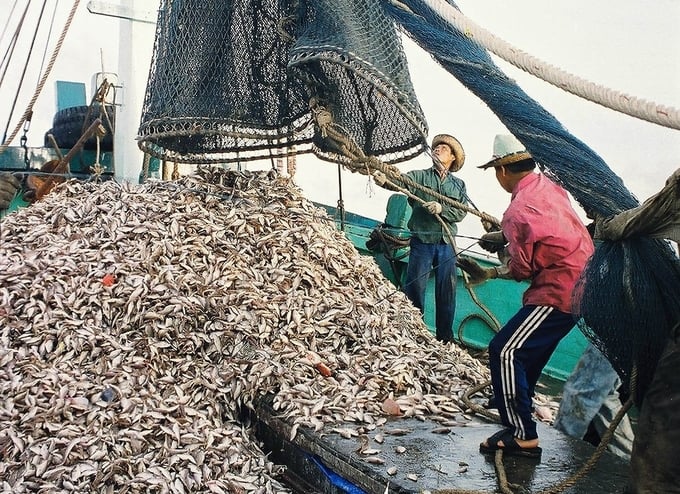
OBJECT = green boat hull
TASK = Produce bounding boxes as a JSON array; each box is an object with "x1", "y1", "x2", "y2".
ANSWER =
[{"x1": 322, "y1": 202, "x2": 587, "y2": 382}]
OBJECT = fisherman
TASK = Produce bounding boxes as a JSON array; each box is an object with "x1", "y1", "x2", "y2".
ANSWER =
[
  {"x1": 372, "y1": 134, "x2": 468, "y2": 343},
  {"x1": 457, "y1": 134, "x2": 594, "y2": 459},
  {"x1": 0, "y1": 172, "x2": 22, "y2": 211}
]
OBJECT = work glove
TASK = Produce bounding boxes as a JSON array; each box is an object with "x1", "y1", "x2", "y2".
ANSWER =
[
  {"x1": 481, "y1": 219, "x2": 501, "y2": 233},
  {"x1": 373, "y1": 171, "x2": 387, "y2": 187},
  {"x1": 457, "y1": 256, "x2": 497, "y2": 285},
  {"x1": 479, "y1": 230, "x2": 507, "y2": 253},
  {"x1": 0, "y1": 173, "x2": 21, "y2": 210},
  {"x1": 423, "y1": 201, "x2": 442, "y2": 215}
]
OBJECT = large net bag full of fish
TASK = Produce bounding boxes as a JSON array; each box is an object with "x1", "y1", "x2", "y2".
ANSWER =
[{"x1": 138, "y1": 0, "x2": 428, "y2": 165}]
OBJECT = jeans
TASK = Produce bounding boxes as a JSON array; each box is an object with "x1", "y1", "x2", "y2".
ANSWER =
[
  {"x1": 554, "y1": 344, "x2": 634, "y2": 459},
  {"x1": 403, "y1": 237, "x2": 456, "y2": 342}
]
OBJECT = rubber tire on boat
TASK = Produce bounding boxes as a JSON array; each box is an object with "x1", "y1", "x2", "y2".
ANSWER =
[{"x1": 46, "y1": 103, "x2": 115, "y2": 152}]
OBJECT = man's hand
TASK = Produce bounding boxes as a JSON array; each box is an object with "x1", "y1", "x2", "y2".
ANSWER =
[
  {"x1": 457, "y1": 256, "x2": 496, "y2": 285},
  {"x1": 0, "y1": 173, "x2": 21, "y2": 210},
  {"x1": 479, "y1": 230, "x2": 507, "y2": 253},
  {"x1": 497, "y1": 247, "x2": 510, "y2": 266},
  {"x1": 373, "y1": 171, "x2": 387, "y2": 187},
  {"x1": 423, "y1": 201, "x2": 442, "y2": 215},
  {"x1": 481, "y1": 219, "x2": 501, "y2": 233}
]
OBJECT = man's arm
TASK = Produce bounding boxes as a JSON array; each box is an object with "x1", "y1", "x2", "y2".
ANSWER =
[{"x1": 439, "y1": 178, "x2": 468, "y2": 223}]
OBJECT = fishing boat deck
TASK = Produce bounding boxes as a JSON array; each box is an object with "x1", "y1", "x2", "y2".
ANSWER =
[{"x1": 252, "y1": 397, "x2": 629, "y2": 493}]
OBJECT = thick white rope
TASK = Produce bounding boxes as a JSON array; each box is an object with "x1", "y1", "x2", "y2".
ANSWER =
[{"x1": 419, "y1": 0, "x2": 680, "y2": 130}]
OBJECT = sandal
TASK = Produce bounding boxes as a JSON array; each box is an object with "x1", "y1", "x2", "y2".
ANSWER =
[{"x1": 480, "y1": 428, "x2": 542, "y2": 459}]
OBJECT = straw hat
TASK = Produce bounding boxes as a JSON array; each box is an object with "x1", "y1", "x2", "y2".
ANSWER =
[
  {"x1": 432, "y1": 134, "x2": 465, "y2": 171},
  {"x1": 478, "y1": 134, "x2": 533, "y2": 169}
]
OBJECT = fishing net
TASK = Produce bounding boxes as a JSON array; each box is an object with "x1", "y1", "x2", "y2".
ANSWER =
[
  {"x1": 573, "y1": 170, "x2": 680, "y2": 403},
  {"x1": 137, "y1": 0, "x2": 680, "y2": 404},
  {"x1": 386, "y1": 0, "x2": 680, "y2": 404},
  {"x1": 573, "y1": 238, "x2": 680, "y2": 403},
  {"x1": 137, "y1": 0, "x2": 427, "y2": 165}
]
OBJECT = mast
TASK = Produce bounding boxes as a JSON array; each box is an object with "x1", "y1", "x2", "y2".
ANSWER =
[{"x1": 86, "y1": 0, "x2": 158, "y2": 183}]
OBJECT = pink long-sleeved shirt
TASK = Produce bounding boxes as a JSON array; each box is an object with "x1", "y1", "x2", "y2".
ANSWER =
[{"x1": 502, "y1": 173, "x2": 594, "y2": 314}]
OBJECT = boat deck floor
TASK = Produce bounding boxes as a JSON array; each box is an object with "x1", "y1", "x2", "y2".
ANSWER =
[{"x1": 252, "y1": 398, "x2": 629, "y2": 494}]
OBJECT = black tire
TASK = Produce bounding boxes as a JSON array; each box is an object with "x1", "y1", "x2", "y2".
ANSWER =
[{"x1": 49, "y1": 103, "x2": 115, "y2": 151}]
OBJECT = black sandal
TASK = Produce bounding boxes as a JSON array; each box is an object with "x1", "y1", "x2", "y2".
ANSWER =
[{"x1": 480, "y1": 428, "x2": 542, "y2": 459}]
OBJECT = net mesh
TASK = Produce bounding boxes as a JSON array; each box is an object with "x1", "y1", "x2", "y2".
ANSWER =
[
  {"x1": 136, "y1": 0, "x2": 679, "y2": 403},
  {"x1": 138, "y1": 0, "x2": 428, "y2": 165},
  {"x1": 573, "y1": 238, "x2": 680, "y2": 403}
]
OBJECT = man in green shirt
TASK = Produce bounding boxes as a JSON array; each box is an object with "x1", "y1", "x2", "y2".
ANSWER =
[{"x1": 374, "y1": 134, "x2": 468, "y2": 342}]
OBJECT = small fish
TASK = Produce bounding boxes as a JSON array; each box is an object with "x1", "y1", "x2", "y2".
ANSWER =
[{"x1": 364, "y1": 457, "x2": 385, "y2": 465}]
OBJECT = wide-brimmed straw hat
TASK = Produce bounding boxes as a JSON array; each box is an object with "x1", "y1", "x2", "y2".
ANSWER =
[
  {"x1": 478, "y1": 134, "x2": 533, "y2": 169},
  {"x1": 432, "y1": 134, "x2": 465, "y2": 171}
]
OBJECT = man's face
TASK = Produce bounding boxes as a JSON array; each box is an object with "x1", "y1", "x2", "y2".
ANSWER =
[{"x1": 432, "y1": 143, "x2": 454, "y2": 170}]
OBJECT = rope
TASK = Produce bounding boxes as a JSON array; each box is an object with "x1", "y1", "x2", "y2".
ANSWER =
[
  {"x1": 314, "y1": 109, "x2": 501, "y2": 227},
  {"x1": 2, "y1": 0, "x2": 41, "y2": 143},
  {"x1": 419, "y1": 0, "x2": 680, "y2": 130},
  {"x1": 0, "y1": 0, "x2": 21, "y2": 46},
  {"x1": 461, "y1": 379, "x2": 499, "y2": 422},
  {"x1": 0, "y1": 0, "x2": 30, "y2": 90},
  {"x1": 35, "y1": 0, "x2": 60, "y2": 91},
  {"x1": 0, "y1": 0, "x2": 81, "y2": 154},
  {"x1": 456, "y1": 368, "x2": 638, "y2": 494},
  {"x1": 388, "y1": 1, "x2": 640, "y2": 219},
  {"x1": 315, "y1": 107, "x2": 509, "y2": 358},
  {"x1": 457, "y1": 311, "x2": 499, "y2": 343}
]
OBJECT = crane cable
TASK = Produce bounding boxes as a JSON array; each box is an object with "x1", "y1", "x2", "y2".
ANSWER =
[
  {"x1": 2, "y1": 0, "x2": 49, "y2": 144},
  {"x1": 0, "y1": 0, "x2": 31, "y2": 90},
  {"x1": 0, "y1": 0, "x2": 81, "y2": 154}
]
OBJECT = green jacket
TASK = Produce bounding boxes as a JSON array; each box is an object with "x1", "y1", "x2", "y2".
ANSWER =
[{"x1": 404, "y1": 167, "x2": 468, "y2": 244}]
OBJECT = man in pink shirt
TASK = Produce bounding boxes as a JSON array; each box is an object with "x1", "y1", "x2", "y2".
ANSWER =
[{"x1": 458, "y1": 135, "x2": 594, "y2": 459}]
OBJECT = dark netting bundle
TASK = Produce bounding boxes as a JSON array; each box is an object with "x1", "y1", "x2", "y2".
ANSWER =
[
  {"x1": 138, "y1": 0, "x2": 427, "y2": 165},
  {"x1": 573, "y1": 237, "x2": 680, "y2": 404}
]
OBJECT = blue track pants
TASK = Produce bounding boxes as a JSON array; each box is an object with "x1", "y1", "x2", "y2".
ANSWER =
[{"x1": 489, "y1": 305, "x2": 575, "y2": 440}]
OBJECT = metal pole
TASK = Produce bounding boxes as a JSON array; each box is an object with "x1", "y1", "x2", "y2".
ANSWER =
[{"x1": 336, "y1": 163, "x2": 345, "y2": 231}]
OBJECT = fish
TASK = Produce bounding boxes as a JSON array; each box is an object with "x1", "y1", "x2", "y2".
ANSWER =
[{"x1": 0, "y1": 169, "x2": 558, "y2": 492}]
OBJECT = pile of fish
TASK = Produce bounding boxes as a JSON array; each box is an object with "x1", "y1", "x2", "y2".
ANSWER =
[{"x1": 0, "y1": 169, "x2": 495, "y2": 493}]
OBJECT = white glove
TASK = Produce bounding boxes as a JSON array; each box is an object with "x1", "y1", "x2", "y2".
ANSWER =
[
  {"x1": 373, "y1": 171, "x2": 387, "y2": 187},
  {"x1": 424, "y1": 201, "x2": 442, "y2": 215}
]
